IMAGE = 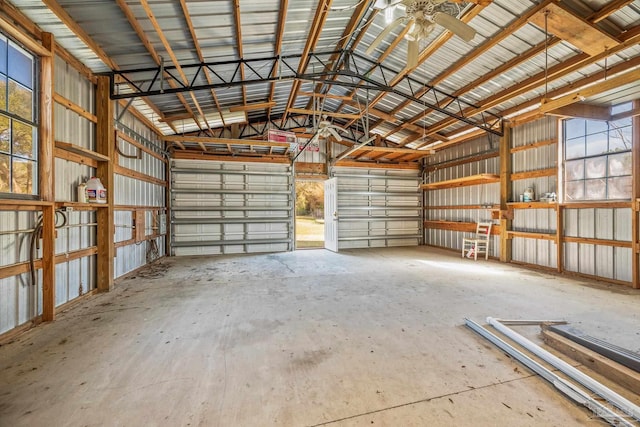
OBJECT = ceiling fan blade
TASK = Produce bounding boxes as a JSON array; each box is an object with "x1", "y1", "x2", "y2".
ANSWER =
[
  {"x1": 407, "y1": 39, "x2": 419, "y2": 69},
  {"x1": 327, "y1": 127, "x2": 343, "y2": 142},
  {"x1": 309, "y1": 132, "x2": 320, "y2": 145},
  {"x1": 365, "y1": 17, "x2": 406, "y2": 55},
  {"x1": 433, "y1": 12, "x2": 476, "y2": 42}
]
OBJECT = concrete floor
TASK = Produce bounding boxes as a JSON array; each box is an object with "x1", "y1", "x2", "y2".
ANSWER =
[{"x1": 1, "y1": 247, "x2": 639, "y2": 427}]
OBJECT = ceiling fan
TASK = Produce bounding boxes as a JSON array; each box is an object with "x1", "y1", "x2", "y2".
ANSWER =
[
  {"x1": 305, "y1": 94, "x2": 347, "y2": 145},
  {"x1": 366, "y1": 0, "x2": 476, "y2": 69}
]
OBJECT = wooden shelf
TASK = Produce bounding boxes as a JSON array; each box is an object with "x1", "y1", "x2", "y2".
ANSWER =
[
  {"x1": 424, "y1": 220, "x2": 501, "y2": 235},
  {"x1": 507, "y1": 230, "x2": 557, "y2": 241},
  {"x1": 55, "y1": 201, "x2": 108, "y2": 210},
  {"x1": 508, "y1": 201, "x2": 558, "y2": 209},
  {"x1": 55, "y1": 141, "x2": 110, "y2": 162},
  {"x1": 421, "y1": 173, "x2": 500, "y2": 190}
]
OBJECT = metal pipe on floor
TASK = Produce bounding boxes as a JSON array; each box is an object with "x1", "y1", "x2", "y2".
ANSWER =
[
  {"x1": 465, "y1": 319, "x2": 634, "y2": 427},
  {"x1": 494, "y1": 319, "x2": 568, "y2": 326},
  {"x1": 486, "y1": 317, "x2": 640, "y2": 422}
]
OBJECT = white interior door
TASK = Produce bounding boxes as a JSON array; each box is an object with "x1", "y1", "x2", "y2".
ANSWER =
[{"x1": 324, "y1": 177, "x2": 338, "y2": 252}]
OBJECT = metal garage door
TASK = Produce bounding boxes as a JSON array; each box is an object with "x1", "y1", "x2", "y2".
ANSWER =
[
  {"x1": 332, "y1": 167, "x2": 422, "y2": 249},
  {"x1": 171, "y1": 159, "x2": 294, "y2": 256}
]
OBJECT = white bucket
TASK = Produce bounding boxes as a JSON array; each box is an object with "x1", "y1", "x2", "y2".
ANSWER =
[{"x1": 86, "y1": 177, "x2": 107, "y2": 204}]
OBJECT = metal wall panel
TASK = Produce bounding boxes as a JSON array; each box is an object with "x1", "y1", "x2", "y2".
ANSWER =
[
  {"x1": 333, "y1": 167, "x2": 421, "y2": 249},
  {"x1": 563, "y1": 207, "x2": 632, "y2": 281},
  {"x1": 112, "y1": 110, "x2": 167, "y2": 277},
  {"x1": 171, "y1": 159, "x2": 293, "y2": 256},
  {"x1": 425, "y1": 134, "x2": 501, "y2": 256}
]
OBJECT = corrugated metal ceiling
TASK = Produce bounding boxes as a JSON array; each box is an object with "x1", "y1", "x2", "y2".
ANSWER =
[{"x1": 5, "y1": 0, "x2": 640, "y2": 151}]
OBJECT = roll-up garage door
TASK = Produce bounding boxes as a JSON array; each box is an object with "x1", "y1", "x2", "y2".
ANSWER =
[
  {"x1": 171, "y1": 159, "x2": 294, "y2": 255},
  {"x1": 332, "y1": 167, "x2": 422, "y2": 249}
]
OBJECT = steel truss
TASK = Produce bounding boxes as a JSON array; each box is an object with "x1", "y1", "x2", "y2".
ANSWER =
[{"x1": 101, "y1": 49, "x2": 503, "y2": 136}]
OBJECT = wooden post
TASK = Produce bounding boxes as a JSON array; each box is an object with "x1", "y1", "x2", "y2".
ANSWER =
[
  {"x1": 499, "y1": 123, "x2": 512, "y2": 263},
  {"x1": 39, "y1": 33, "x2": 55, "y2": 321},
  {"x1": 632, "y1": 100, "x2": 640, "y2": 289},
  {"x1": 96, "y1": 76, "x2": 114, "y2": 291},
  {"x1": 556, "y1": 205, "x2": 564, "y2": 273}
]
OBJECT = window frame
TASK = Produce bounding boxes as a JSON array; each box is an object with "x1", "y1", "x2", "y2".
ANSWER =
[
  {"x1": 0, "y1": 32, "x2": 39, "y2": 200},
  {"x1": 561, "y1": 103, "x2": 633, "y2": 203}
]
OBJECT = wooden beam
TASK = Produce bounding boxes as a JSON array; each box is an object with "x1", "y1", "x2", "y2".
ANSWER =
[
  {"x1": 178, "y1": 0, "x2": 226, "y2": 127},
  {"x1": 40, "y1": 204, "x2": 55, "y2": 321},
  {"x1": 424, "y1": 220, "x2": 502, "y2": 235},
  {"x1": 563, "y1": 236, "x2": 632, "y2": 248},
  {"x1": 633, "y1": 100, "x2": 640, "y2": 289},
  {"x1": 500, "y1": 124, "x2": 512, "y2": 263},
  {"x1": 541, "y1": 329, "x2": 640, "y2": 394},
  {"x1": 288, "y1": 108, "x2": 361, "y2": 120},
  {"x1": 54, "y1": 93, "x2": 97, "y2": 123},
  {"x1": 557, "y1": 205, "x2": 564, "y2": 273},
  {"x1": 96, "y1": 76, "x2": 114, "y2": 292},
  {"x1": 114, "y1": 164, "x2": 167, "y2": 187},
  {"x1": 541, "y1": 69, "x2": 640, "y2": 113},
  {"x1": 54, "y1": 147, "x2": 98, "y2": 169},
  {"x1": 510, "y1": 167, "x2": 557, "y2": 181},
  {"x1": 158, "y1": 113, "x2": 193, "y2": 123},
  {"x1": 0, "y1": 14, "x2": 51, "y2": 57},
  {"x1": 139, "y1": 0, "x2": 211, "y2": 135},
  {"x1": 420, "y1": 29, "x2": 640, "y2": 140},
  {"x1": 529, "y1": 3, "x2": 619, "y2": 56},
  {"x1": 544, "y1": 103, "x2": 611, "y2": 121},
  {"x1": 164, "y1": 135, "x2": 290, "y2": 148},
  {"x1": 232, "y1": 0, "x2": 247, "y2": 106},
  {"x1": 333, "y1": 160, "x2": 421, "y2": 170},
  {"x1": 298, "y1": 92, "x2": 352, "y2": 101},
  {"x1": 39, "y1": 32, "x2": 55, "y2": 322},
  {"x1": 510, "y1": 138, "x2": 557, "y2": 153},
  {"x1": 282, "y1": 0, "x2": 333, "y2": 122},
  {"x1": 266, "y1": 0, "x2": 288, "y2": 119},
  {"x1": 229, "y1": 102, "x2": 277, "y2": 112}
]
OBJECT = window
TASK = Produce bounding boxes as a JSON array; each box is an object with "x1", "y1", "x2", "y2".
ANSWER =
[
  {"x1": 563, "y1": 102, "x2": 633, "y2": 201},
  {"x1": 0, "y1": 33, "x2": 38, "y2": 197}
]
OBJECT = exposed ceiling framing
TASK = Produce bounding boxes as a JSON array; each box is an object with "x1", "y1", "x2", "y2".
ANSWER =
[{"x1": 3, "y1": 0, "x2": 640, "y2": 155}]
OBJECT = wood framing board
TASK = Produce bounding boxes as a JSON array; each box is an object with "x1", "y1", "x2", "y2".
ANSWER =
[
  {"x1": 541, "y1": 69, "x2": 640, "y2": 113},
  {"x1": 343, "y1": 146, "x2": 429, "y2": 163},
  {"x1": 134, "y1": 210, "x2": 146, "y2": 242},
  {"x1": 541, "y1": 329, "x2": 640, "y2": 394},
  {"x1": 508, "y1": 202, "x2": 558, "y2": 209},
  {"x1": 55, "y1": 140, "x2": 110, "y2": 162},
  {"x1": 295, "y1": 162, "x2": 326, "y2": 175},
  {"x1": 333, "y1": 160, "x2": 421, "y2": 170},
  {"x1": 424, "y1": 220, "x2": 502, "y2": 235},
  {"x1": 510, "y1": 167, "x2": 557, "y2": 181},
  {"x1": 116, "y1": 130, "x2": 166, "y2": 163},
  {"x1": 54, "y1": 92, "x2": 97, "y2": 123},
  {"x1": 563, "y1": 236, "x2": 632, "y2": 248},
  {"x1": 55, "y1": 147, "x2": 99, "y2": 168},
  {"x1": 510, "y1": 138, "x2": 556, "y2": 153},
  {"x1": 171, "y1": 151, "x2": 291, "y2": 164},
  {"x1": 421, "y1": 173, "x2": 500, "y2": 190},
  {"x1": 96, "y1": 76, "x2": 114, "y2": 292},
  {"x1": 507, "y1": 231, "x2": 557, "y2": 241},
  {"x1": 114, "y1": 164, "x2": 167, "y2": 187},
  {"x1": 528, "y1": 3, "x2": 619, "y2": 56}
]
